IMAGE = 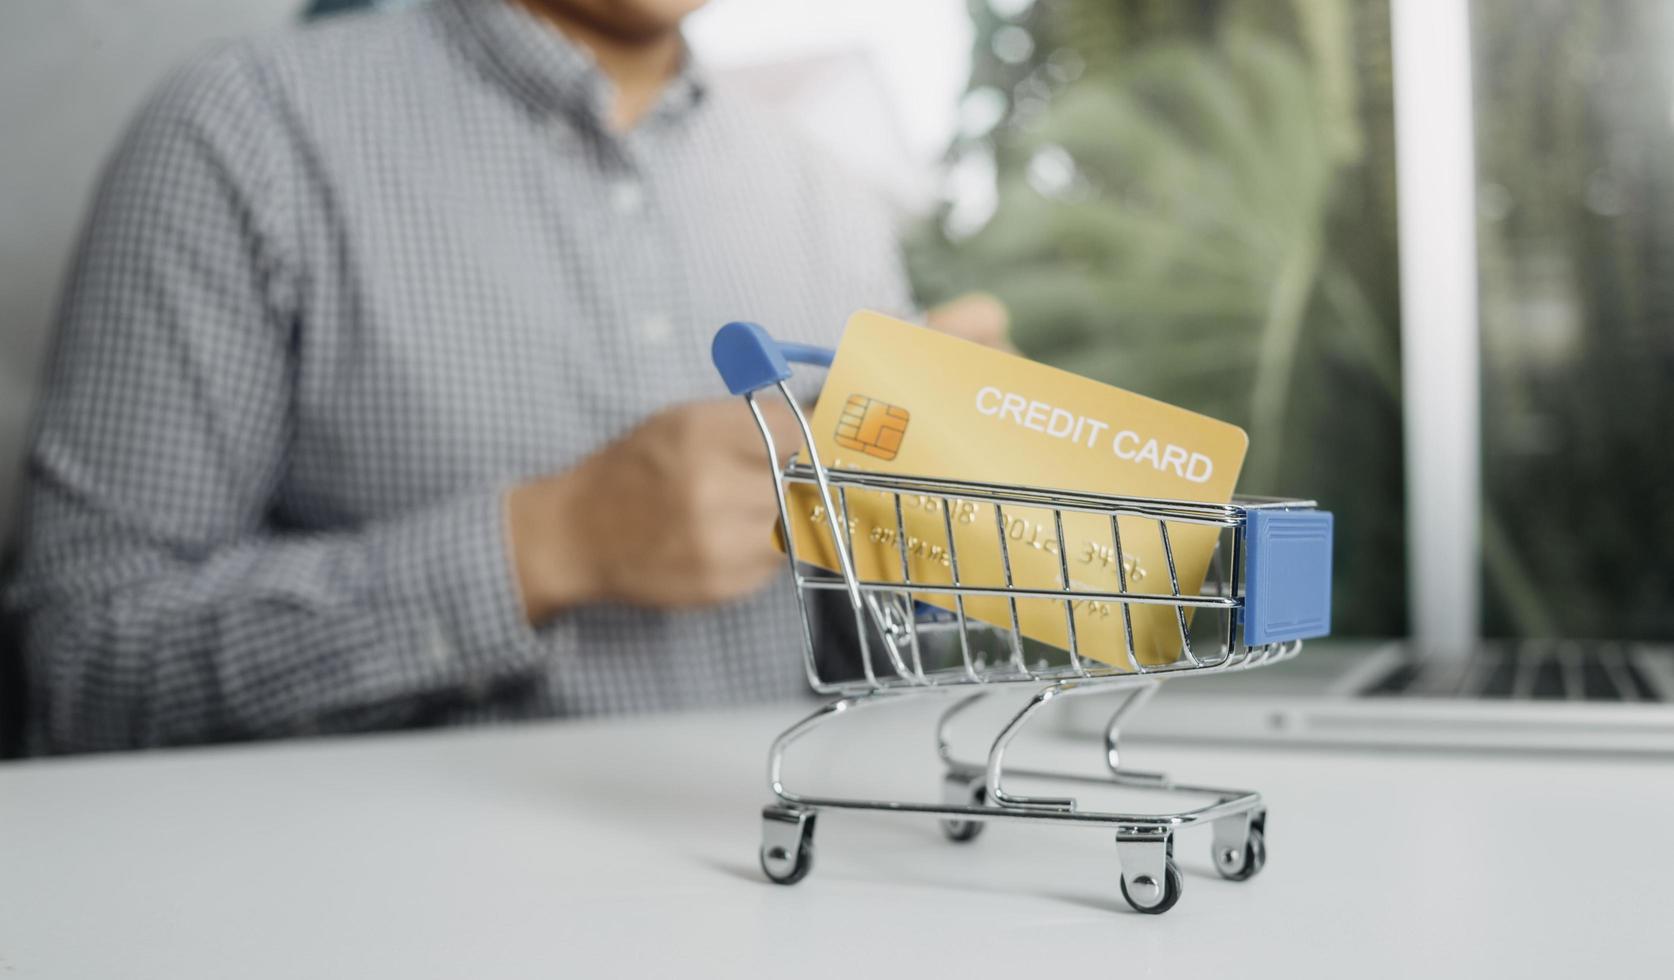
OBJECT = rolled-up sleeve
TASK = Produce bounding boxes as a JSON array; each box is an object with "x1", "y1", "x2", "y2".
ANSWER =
[{"x1": 4, "y1": 45, "x2": 546, "y2": 752}]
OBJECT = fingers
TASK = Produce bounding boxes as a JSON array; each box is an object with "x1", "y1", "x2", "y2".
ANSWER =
[
  {"x1": 693, "y1": 397, "x2": 804, "y2": 468},
  {"x1": 542, "y1": 397, "x2": 803, "y2": 612},
  {"x1": 695, "y1": 456, "x2": 781, "y2": 525},
  {"x1": 665, "y1": 504, "x2": 787, "y2": 608},
  {"x1": 926, "y1": 292, "x2": 1015, "y2": 352},
  {"x1": 753, "y1": 400, "x2": 807, "y2": 467}
]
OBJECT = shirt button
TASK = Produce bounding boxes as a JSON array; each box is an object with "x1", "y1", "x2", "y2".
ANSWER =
[
  {"x1": 426, "y1": 624, "x2": 453, "y2": 665},
  {"x1": 611, "y1": 180, "x2": 645, "y2": 215},
  {"x1": 638, "y1": 313, "x2": 674, "y2": 343}
]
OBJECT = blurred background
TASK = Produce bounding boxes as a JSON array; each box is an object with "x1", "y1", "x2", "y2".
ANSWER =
[{"x1": 3, "y1": 0, "x2": 1671, "y2": 676}]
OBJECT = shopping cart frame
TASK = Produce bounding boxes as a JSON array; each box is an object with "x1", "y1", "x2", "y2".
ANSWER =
[{"x1": 713, "y1": 321, "x2": 1334, "y2": 914}]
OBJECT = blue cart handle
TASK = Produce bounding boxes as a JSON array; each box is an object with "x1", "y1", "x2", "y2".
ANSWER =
[
  {"x1": 711, "y1": 320, "x2": 902, "y2": 674},
  {"x1": 712, "y1": 321, "x2": 835, "y2": 395}
]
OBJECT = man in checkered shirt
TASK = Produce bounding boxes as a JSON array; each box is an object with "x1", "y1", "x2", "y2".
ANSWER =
[{"x1": 4, "y1": 0, "x2": 1007, "y2": 753}]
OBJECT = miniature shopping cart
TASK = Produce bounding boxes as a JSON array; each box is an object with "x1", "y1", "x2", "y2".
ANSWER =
[{"x1": 711, "y1": 321, "x2": 1334, "y2": 914}]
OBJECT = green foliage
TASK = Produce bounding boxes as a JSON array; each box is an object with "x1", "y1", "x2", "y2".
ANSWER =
[
  {"x1": 1472, "y1": 0, "x2": 1674, "y2": 639},
  {"x1": 909, "y1": 0, "x2": 1406, "y2": 636}
]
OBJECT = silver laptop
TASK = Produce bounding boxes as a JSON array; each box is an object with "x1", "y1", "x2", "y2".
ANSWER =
[{"x1": 1061, "y1": 640, "x2": 1674, "y2": 755}]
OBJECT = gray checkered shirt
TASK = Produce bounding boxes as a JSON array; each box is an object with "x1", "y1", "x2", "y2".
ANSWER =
[{"x1": 5, "y1": 0, "x2": 910, "y2": 753}]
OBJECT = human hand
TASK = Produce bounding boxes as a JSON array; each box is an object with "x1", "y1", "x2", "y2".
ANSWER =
[
  {"x1": 926, "y1": 291, "x2": 1014, "y2": 352},
  {"x1": 506, "y1": 398, "x2": 804, "y2": 623}
]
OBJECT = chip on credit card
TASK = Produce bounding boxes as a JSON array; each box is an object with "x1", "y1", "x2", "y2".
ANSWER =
[{"x1": 782, "y1": 310, "x2": 1249, "y2": 667}]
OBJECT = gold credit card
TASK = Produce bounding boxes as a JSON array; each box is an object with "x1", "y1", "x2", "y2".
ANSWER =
[{"x1": 784, "y1": 310, "x2": 1248, "y2": 667}]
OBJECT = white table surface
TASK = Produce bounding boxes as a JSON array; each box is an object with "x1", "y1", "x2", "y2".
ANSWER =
[{"x1": 2, "y1": 691, "x2": 1669, "y2": 979}]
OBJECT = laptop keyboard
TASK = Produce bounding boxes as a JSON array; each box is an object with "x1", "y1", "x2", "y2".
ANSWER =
[{"x1": 1362, "y1": 643, "x2": 1667, "y2": 702}]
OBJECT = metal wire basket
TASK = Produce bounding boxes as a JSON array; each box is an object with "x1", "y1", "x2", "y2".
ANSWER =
[{"x1": 713, "y1": 321, "x2": 1334, "y2": 914}]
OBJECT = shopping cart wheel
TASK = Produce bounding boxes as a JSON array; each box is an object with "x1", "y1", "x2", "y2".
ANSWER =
[
  {"x1": 939, "y1": 772, "x2": 987, "y2": 843},
  {"x1": 760, "y1": 806, "x2": 816, "y2": 885},
  {"x1": 1214, "y1": 808, "x2": 1268, "y2": 882},
  {"x1": 1119, "y1": 859, "x2": 1184, "y2": 915},
  {"x1": 1215, "y1": 826, "x2": 1267, "y2": 882}
]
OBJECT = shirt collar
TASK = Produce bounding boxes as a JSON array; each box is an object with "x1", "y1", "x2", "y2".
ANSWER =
[{"x1": 440, "y1": 0, "x2": 708, "y2": 130}]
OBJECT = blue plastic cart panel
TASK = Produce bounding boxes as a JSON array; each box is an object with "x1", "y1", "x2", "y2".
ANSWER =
[{"x1": 1243, "y1": 509, "x2": 1334, "y2": 646}]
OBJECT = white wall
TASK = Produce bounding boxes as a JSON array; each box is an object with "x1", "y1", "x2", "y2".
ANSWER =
[
  {"x1": 0, "y1": 0, "x2": 303, "y2": 549},
  {"x1": 686, "y1": 0, "x2": 970, "y2": 211}
]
